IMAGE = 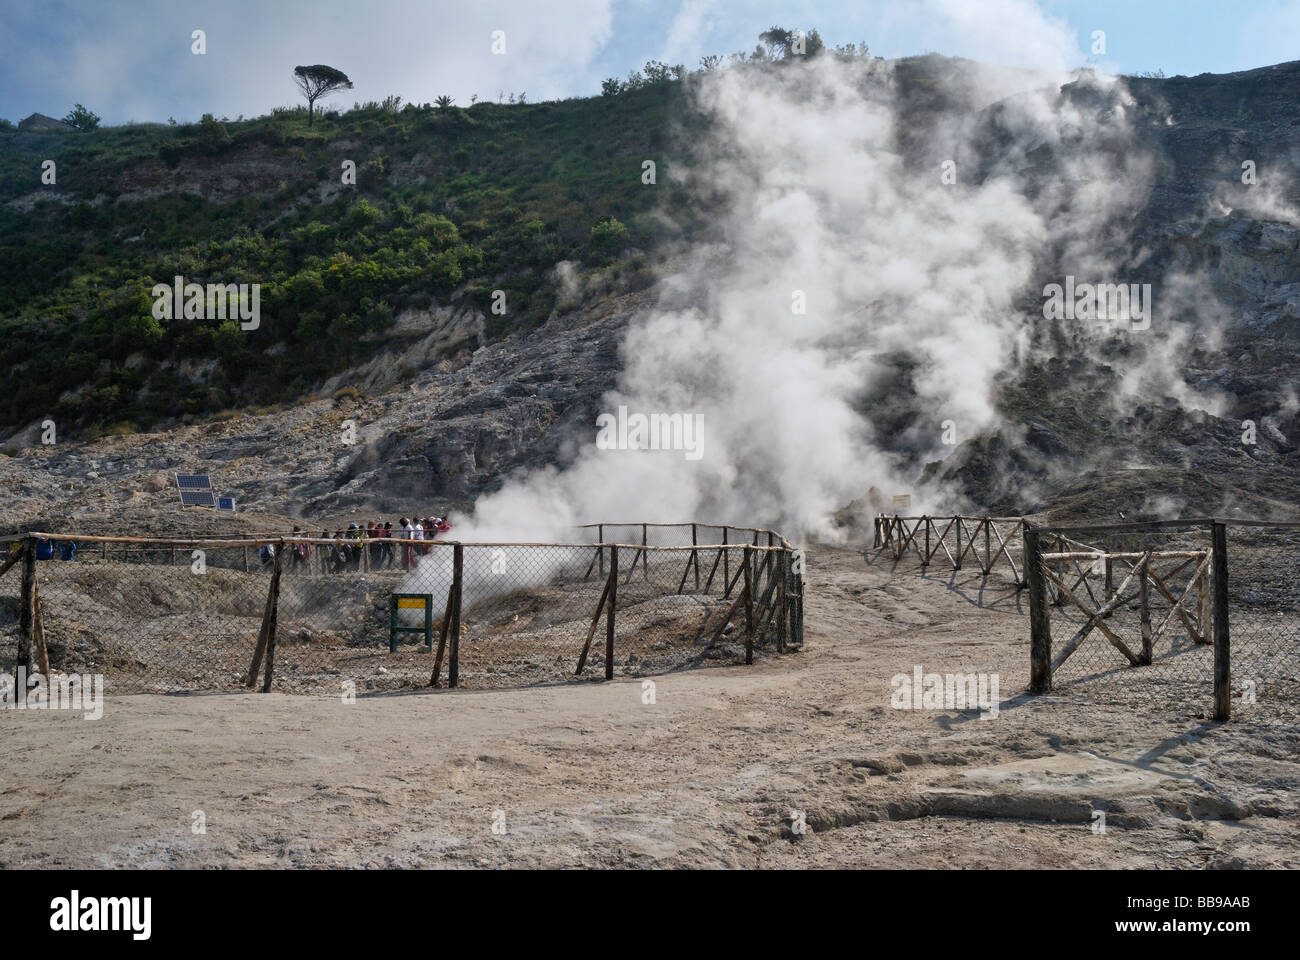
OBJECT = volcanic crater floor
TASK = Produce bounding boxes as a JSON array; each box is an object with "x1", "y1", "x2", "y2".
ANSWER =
[{"x1": 1, "y1": 544, "x2": 1296, "y2": 869}]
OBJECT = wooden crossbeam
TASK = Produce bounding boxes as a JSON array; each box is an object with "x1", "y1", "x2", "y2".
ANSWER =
[
  {"x1": 0, "y1": 545, "x2": 24, "y2": 582},
  {"x1": 1143, "y1": 556, "x2": 1204, "y2": 644},
  {"x1": 1147, "y1": 554, "x2": 1213, "y2": 650},
  {"x1": 956, "y1": 518, "x2": 986, "y2": 570},
  {"x1": 703, "y1": 546, "x2": 724, "y2": 594},
  {"x1": 428, "y1": 584, "x2": 456, "y2": 686},
  {"x1": 927, "y1": 518, "x2": 957, "y2": 569},
  {"x1": 896, "y1": 519, "x2": 925, "y2": 561},
  {"x1": 706, "y1": 583, "x2": 751, "y2": 650},
  {"x1": 1046, "y1": 554, "x2": 1148, "y2": 670},
  {"x1": 987, "y1": 520, "x2": 1021, "y2": 583},
  {"x1": 575, "y1": 564, "x2": 616, "y2": 676},
  {"x1": 1067, "y1": 554, "x2": 1101, "y2": 608}
]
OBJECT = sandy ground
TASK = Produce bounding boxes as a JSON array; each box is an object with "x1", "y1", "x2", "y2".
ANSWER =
[{"x1": 2, "y1": 544, "x2": 1297, "y2": 869}]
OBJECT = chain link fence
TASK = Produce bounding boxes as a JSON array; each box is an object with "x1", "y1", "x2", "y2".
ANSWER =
[
  {"x1": 1221, "y1": 522, "x2": 1300, "y2": 720},
  {"x1": 870, "y1": 516, "x2": 1027, "y2": 585},
  {"x1": 1024, "y1": 519, "x2": 1300, "y2": 720},
  {"x1": 1, "y1": 524, "x2": 803, "y2": 697}
]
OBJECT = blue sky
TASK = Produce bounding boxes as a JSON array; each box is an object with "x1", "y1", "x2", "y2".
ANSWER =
[{"x1": 3, "y1": 0, "x2": 1297, "y2": 125}]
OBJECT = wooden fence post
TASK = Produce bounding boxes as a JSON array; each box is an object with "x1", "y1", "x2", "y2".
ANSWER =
[
  {"x1": 743, "y1": 544, "x2": 754, "y2": 664},
  {"x1": 722, "y1": 528, "x2": 730, "y2": 598},
  {"x1": 1024, "y1": 524, "x2": 1052, "y2": 693},
  {"x1": 449, "y1": 543, "x2": 463, "y2": 688},
  {"x1": 605, "y1": 546, "x2": 617, "y2": 680},
  {"x1": 259, "y1": 540, "x2": 285, "y2": 692},
  {"x1": 776, "y1": 550, "x2": 787, "y2": 654},
  {"x1": 1211, "y1": 522, "x2": 1231, "y2": 721},
  {"x1": 692, "y1": 523, "x2": 700, "y2": 591},
  {"x1": 1138, "y1": 559, "x2": 1153, "y2": 665},
  {"x1": 641, "y1": 525, "x2": 649, "y2": 581},
  {"x1": 598, "y1": 525, "x2": 604, "y2": 578}
]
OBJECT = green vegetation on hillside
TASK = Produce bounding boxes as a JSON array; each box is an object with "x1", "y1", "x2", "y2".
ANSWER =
[
  {"x1": 0, "y1": 83, "x2": 702, "y2": 435},
  {"x1": 0, "y1": 27, "x2": 871, "y2": 438}
]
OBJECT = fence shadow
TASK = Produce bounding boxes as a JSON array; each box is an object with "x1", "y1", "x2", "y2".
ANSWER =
[{"x1": 861, "y1": 543, "x2": 1025, "y2": 613}]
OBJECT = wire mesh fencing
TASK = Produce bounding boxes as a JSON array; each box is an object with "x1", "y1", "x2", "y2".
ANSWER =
[
  {"x1": 870, "y1": 516, "x2": 1028, "y2": 586},
  {"x1": 1, "y1": 526, "x2": 803, "y2": 697},
  {"x1": 1024, "y1": 519, "x2": 1300, "y2": 720},
  {"x1": 1221, "y1": 522, "x2": 1300, "y2": 720}
]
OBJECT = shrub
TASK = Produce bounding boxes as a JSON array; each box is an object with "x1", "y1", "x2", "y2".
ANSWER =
[{"x1": 589, "y1": 217, "x2": 630, "y2": 263}]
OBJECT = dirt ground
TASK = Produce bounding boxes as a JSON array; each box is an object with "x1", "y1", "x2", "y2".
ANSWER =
[{"x1": 2, "y1": 544, "x2": 1297, "y2": 869}]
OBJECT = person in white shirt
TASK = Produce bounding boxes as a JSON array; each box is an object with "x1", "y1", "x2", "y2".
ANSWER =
[{"x1": 400, "y1": 517, "x2": 415, "y2": 570}]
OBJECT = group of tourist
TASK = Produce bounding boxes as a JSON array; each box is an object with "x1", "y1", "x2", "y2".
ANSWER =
[{"x1": 270, "y1": 515, "x2": 451, "y2": 573}]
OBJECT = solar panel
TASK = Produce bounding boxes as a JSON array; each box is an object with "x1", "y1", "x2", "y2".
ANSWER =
[
  {"x1": 217, "y1": 497, "x2": 236, "y2": 512},
  {"x1": 176, "y1": 474, "x2": 212, "y2": 490},
  {"x1": 180, "y1": 490, "x2": 217, "y2": 507}
]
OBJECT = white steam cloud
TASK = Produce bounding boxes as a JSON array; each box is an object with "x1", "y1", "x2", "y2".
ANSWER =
[{"x1": 419, "y1": 17, "x2": 1224, "y2": 561}]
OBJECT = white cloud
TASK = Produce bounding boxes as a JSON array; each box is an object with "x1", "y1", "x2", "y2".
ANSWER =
[
  {"x1": 914, "y1": 0, "x2": 1083, "y2": 74},
  {"x1": 660, "y1": 0, "x2": 721, "y2": 67}
]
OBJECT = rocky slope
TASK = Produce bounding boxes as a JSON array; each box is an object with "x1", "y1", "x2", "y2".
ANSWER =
[
  {"x1": 3, "y1": 58, "x2": 1299, "y2": 534},
  {"x1": 1, "y1": 288, "x2": 645, "y2": 533}
]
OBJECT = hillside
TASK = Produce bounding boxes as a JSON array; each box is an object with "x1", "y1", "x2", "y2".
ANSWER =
[
  {"x1": 3, "y1": 54, "x2": 1299, "y2": 531},
  {"x1": 0, "y1": 83, "x2": 696, "y2": 435}
]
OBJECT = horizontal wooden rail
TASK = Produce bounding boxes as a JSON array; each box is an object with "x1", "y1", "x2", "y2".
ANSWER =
[
  {"x1": 578, "y1": 521, "x2": 793, "y2": 549},
  {"x1": 21, "y1": 532, "x2": 789, "y2": 552},
  {"x1": 1043, "y1": 550, "x2": 1207, "y2": 562}
]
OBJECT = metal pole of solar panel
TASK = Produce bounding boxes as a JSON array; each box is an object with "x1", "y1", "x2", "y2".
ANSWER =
[
  {"x1": 1211, "y1": 521, "x2": 1231, "y2": 721},
  {"x1": 16, "y1": 540, "x2": 33, "y2": 688},
  {"x1": 605, "y1": 545, "x2": 617, "y2": 680},
  {"x1": 449, "y1": 544, "x2": 463, "y2": 688}
]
